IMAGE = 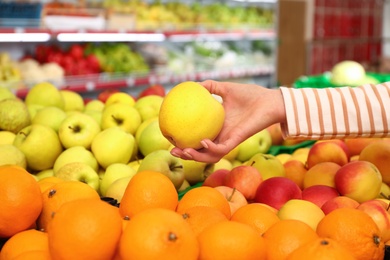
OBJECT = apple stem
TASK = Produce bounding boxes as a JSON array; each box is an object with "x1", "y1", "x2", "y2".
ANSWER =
[
  {"x1": 112, "y1": 115, "x2": 123, "y2": 125},
  {"x1": 68, "y1": 125, "x2": 81, "y2": 133},
  {"x1": 170, "y1": 165, "x2": 183, "y2": 171},
  {"x1": 250, "y1": 161, "x2": 255, "y2": 167},
  {"x1": 227, "y1": 187, "x2": 236, "y2": 201}
]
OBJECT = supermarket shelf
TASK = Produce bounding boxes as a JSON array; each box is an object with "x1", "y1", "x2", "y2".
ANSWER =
[
  {"x1": 11, "y1": 65, "x2": 274, "y2": 98},
  {"x1": 0, "y1": 27, "x2": 276, "y2": 42}
]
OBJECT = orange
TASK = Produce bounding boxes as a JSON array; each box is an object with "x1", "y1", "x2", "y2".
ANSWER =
[
  {"x1": 180, "y1": 206, "x2": 229, "y2": 237},
  {"x1": 0, "y1": 165, "x2": 43, "y2": 238},
  {"x1": 262, "y1": 219, "x2": 319, "y2": 260},
  {"x1": 47, "y1": 198, "x2": 123, "y2": 260},
  {"x1": 37, "y1": 176, "x2": 66, "y2": 193},
  {"x1": 316, "y1": 207, "x2": 385, "y2": 260},
  {"x1": 12, "y1": 250, "x2": 51, "y2": 260},
  {"x1": 37, "y1": 180, "x2": 101, "y2": 231},
  {"x1": 230, "y1": 203, "x2": 280, "y2": 235},
  {"x1": 286, "y1": 237, "x2": 356, "y2": 260},
  {"x1": 119, "y1": 208, "x2": 199, "y2": 260},
  {"x1": 197, "y1": 220, "x2": 267, "y2": 260},
  {"x1": 176, "y1": 186, "x2": 231, "y2": 219},
  {"x1": 0, "y1": 229, "x2": 49, "y2": 260},
  {"x1": 119, "y1": 170, "x2": 178, "y2": 219}
]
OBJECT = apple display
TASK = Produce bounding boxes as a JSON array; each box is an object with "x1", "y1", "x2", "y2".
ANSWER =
[
  {"x1": 254, "y1": 177, "x2": 302, "y2": 210},
  {"x1": 222, "y1": 145, "x2": 240, "y2": 162},
  {"x1": 135, "y1": 117, "x2": 158, "y2": 142},
  {"x1": 321, "y1": 196, "x2": 360, "y2": 215},
  {"x1": 105, "y1": 92, "x2": 135, "y2": 107},
  {"x1": 180, "y1": 159, "x2": 215, "y2": 185},
  {"x1": 357, "y1": 200, "x2": 390, "y2": 242},
  {"x1": 0, "y1": 87, "x2": 16, "y2": 101},
  {"x1": 0, "y1": 144, "x2": 27, "y2": 169},
  {"x1": 138, "y1": 84, "x2": 165, "y2": 98},
  {"x1": 275, "y1": 153, "x2": 292, "y2": 164},
  {"x1": 137, "y1": 149, "x2": 185, "y2": 190},
  {"x1": 137, "y1": 118, "x2": 171, "y2": 157},
  {"x1": 159, "y1": 81, "x2": 225, "y2": 150},
  {"x1": 134, "y1": 95, "x2": 164, "y2": 122},
  {"x1": 0, "y1": 130, "x2": 16, "y2": 145},
  {"x1": 178, "y1": 179, "x2": 191, "y2": 192},
  {"x1": 53, "y1": 145, "x2": 99, "y2": 173},
  {"x1": 13, "y1": 124, "x2": 63, "y2": 171},
  {"x1": 84, "y1": 99, "x2": 105, "y2": 112},
  {"x1": 224, "y1": 164, "x2": 263, "y2": 201},
  {"x1": 277, "y1": 199, "x2": 325, "y2": 230},
  {"x1": 60, "y1": 90, "x2": 85, "y2": 112},
  {"x1": 301, "y1": 185, "x2": 340, "y2": 208},
  {"x1": 58, "y1": 112, "x2": 101, "y2": 149},
  {"x1": 25, "y1": 81, "x2": 65, "y2": 109},
  {"x1": 128, "y1": 159, "x2": 142, "y2": 172},
  {"x1": 345, "y1": 138, "x2": 381, "y2": 157},
  {"x1": 202, "y1": 169, "x2": 230, "y2": 188},
  {"x1": 54, "y1": 162, "x2": 100, "y2": 191},
  {"x1": 303, "y1": 161, "x2": 341, "y2": 189},
  {"x1": 379, "y1": 182, "x2": 390, "y2": 200},
  {"x1": 101, "y1": 102, "x2": 142, "y2": 135},
  {"x1": 100, "y1": 163, "x2": 137, "y2": 196},
  {"x1": 334, "y1": 160, "x2": 382, "y2": 203},
  {"x1": 83, "y1": 109, "x2": 102, "y2": 126},
  {"x1": 213, "y1": 158, "x2": 233, "y2": 171},
  {"x1": 31, "y1": 106, "x2": 67, "y2": 133},
  {"x1": 289, "y1": 147, "x2": 310, "y2": 165},
  {"x1": 245, "y1": 153, "x2": 285, "y2": 180},
  {"x1": 306, "y1": 141, "x2": 349, "y2": 169},
  {"x1": 359, "y1": 140, "x2": 390, "y2": 185},
  {"x1": 35, "y1": 168, "x2": 54, "y2": 180},
  {"x1": 0, "y1": 98, "x2": 31, "y2": 134},
  {"x1": 283, "y1": 159, "x2": 307, "y2": 190},
  {"x1": 214, "y1": 186, "x2": 248, "y2": 215},
  {"x1": 91, "y1": 127, "x2": 135, "y2": 169},
  {"x1": 236, "y1": 130, "x2": 272, "y2": 162},
  {"x1": 105, "y1": 176, "x2": 133, "y2": 203},
  {"x1": 266, "y1": 123, "x2": 284, "y2": 145}
]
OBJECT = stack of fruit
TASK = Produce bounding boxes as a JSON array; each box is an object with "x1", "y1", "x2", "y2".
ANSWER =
[{"x1": 0, "y1": 81, "x2": 390, "y2": 259}]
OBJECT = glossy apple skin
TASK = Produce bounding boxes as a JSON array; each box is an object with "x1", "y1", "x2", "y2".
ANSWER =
[
  {"x1": 203, "y1": 169, "x2": 230, "y2": 188},
  {"x1": 283, "y1": 159, "x2": 307, "y2": 190},
  {"x1": 301, "y1": 185, "x2": 340, "y2": 208},
  {"x1": 334, "y1": 161, "x2": 382, "y2": 203},
  {"x1": 359, "y1": 140, "x2": 390, "y2": 185},
  {"x1": 321, "y1": 196, "x2": 360, "y2": 215},
  {"x1": 214, "y1": 186, "x2": 248, "y2": 215},
  {"x1": 303, "y1": 161, "x2": 341, "y2": 189},
  {"x1": 344, "y1": 138, "x2": 381, "y2": 157},
  {"x1": 307, "y1": 141, "x2": 349, "y2": 169},
  {"x1": 224, "y1": 165, "x2": 263, "y2": 201},
  {"x1": 254, "y1": 177, "x2": 302, "y2": 210}
]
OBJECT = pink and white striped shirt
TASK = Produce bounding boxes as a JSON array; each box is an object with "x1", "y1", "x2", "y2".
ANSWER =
[{"x1": 280, "y1": 82, "x2": 390, "y2": 139}]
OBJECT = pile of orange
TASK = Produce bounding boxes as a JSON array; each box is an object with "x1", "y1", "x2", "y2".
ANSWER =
[{"x1": 0, "y1": 164, "x2": 387, "y2": 259}]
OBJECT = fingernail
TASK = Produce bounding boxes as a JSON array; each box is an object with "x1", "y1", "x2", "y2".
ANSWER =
[
  {"x1": 183, "y1": 151, "x2": 193, "y2": 159},
  {"x1": 201, "y1": 140, "x2": 208, "y2": 149},
  {"x1": 171, "y1": 151, "x2": 179, "y2": 157}
]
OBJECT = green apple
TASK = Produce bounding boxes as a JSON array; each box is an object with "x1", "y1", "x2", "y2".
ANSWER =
[
  {"x1": 105, "y1": 175, "x2": 133, "y2": 203},
  {"x1": 58, "y1": 112, "x2": 101, "y2": 149},
  {"x1": 100, "y1": 163, "x2": 137, "y2": 196},
  {"x1": 137, "y1": 118, "x2": 171, "y2": 157},
  {"x1": 35, "y1": 168, "x2": 54, "y2": 180},
  {"x1": 53, "y1": 145, "x2": 99, "y2": 174},
  {"x1": 236, "y1": 130, "x2": 272, "y2": 162},
  {"x1": 180, "y1": 159, "x2": 215, "y2": 185},
  {"x1": 25, "y1": 81, "x2": 65, "y2": 109},
  {"x1": 84, "y1": 100, "x2": 105, "y2": 112},
  {"x1": 135, "y1": 117, "x2": 158, "y2": 142},
  {"x1": 177, "y1": 179, "x2": 190, "y2": 192},
  {"x1": 245, "y1": 153, "x2": 286, "y2": 180},
  {"x1": 0, "y1": 131, "x2": 16, "y2": 145},
  {"x1": 101, "y1": 103, "x2": 142, "y2": 135},
  {"x1": 0, "y1": 88, "x2": 16, "y2": 101},
  {"x1": 83, "y1": 110, "x2": 102, "y2": 126},
  {"x1": 105, "y1": 92, "x2": 135, "y2": 106},
  {"x1": 13, "y1": 124, "x2": 63, "y2": 171},
  {"x1": 32, "y1": 106, "x2": 67, "y2": 132},
  {"x1": 0, "y1": 98, "x2": 31, "y2": 134},
  {"x1": 55, "y1": 162, "x2": 100, "y2": 191},
  {"x1": 128, "y1": 159, "x2": 142, "y2": 172},
  {"x1": 60, "y1": 90, "x2": 84, "y2": 112},
  {"x1": 213, "y1": 158, "x2": 233, "y2": 171},
  {"x1": 91, "y1": 127, "x2": 135, "y2": 169},
  {"x1": 27, "y1": 104, "x2": 44, "y2": 119},
  {"x1": 134, "y1": 95, "x2": 164, "y2": 122},
  {"x1": 137, "y1": 149, "x2": 185, "y2": 190},
  {"x1": 0, "y1": 144, "x2": 27, "y2": 168}
]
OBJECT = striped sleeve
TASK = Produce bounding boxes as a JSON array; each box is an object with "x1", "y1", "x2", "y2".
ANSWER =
[{"x1": 279, "y1": 82, "x2": 390, "y2": 139}]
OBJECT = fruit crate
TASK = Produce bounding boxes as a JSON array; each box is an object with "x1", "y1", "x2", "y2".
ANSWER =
[
  {"x1": 293, "y1": 72, "x2": 390, "y2": 89},
  {"x1": 0, "y1": 1, "x2": 43, "y2": 28}
]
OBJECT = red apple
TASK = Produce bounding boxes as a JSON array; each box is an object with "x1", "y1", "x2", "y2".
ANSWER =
[
  {"x1": 321, "y1": 196, "x2": 360, "y2": 215},
  {"x1": 283, "y1": 159, "x2": 307, "y2": 190},
  {"x1": 254, "y1": 177, "x2": 302, "y2": 210},
  {"x1": 334, "y1": 160, "x2": 382, "y2": 203},
  {"x1": 301, "y1": 185, "x2": 340, "y2": 208},
  {"x1": 307, "y1": 141, "x2": 349, "y2": 169},
  {"x1": 303, "y1": 161, "x2": 341, "y2": 189},
  {"x1": 214, "y1": 186, "x2": 248, "y2": 215},
  {"x1": 202, "y1": 169, "x2": 230, "y2": 188},
  {"x1": 224, "y1": 164, "x2": 262, "y2": 201},
  {"x1": 98, "y1": 89, "x2": 120, "y2": 103},
  {"x1": 266, "y1": 123, "x2": 284, "y2": 145},
  {"x1": 359, "y1": 140, "x2": 390, "y2": 186},
  {"x1": 138, "y1": 84, "x2": 165, "y2": 98}
]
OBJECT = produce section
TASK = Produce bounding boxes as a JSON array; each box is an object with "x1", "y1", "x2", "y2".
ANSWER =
[{"x1": 1, "y1": 0, "x2": 390, "y2": 259}]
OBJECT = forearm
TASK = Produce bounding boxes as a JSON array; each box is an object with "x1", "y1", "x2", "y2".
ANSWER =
[{"x1": 280, "y1": 82, "x2": 390, "y2": 139}]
